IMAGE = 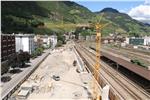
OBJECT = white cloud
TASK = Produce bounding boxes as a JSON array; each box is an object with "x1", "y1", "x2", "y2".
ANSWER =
[
  {"x1": 128, "y1": 1, "x2": 150, "y2": 23},
  {"x1": 144, "y1": 0, "x2": 150, "y2": 5}
]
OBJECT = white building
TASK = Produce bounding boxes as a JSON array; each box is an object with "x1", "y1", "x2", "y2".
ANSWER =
[
  {"x1": 15, "y1": 34, "x2": 35, "y2": 54},
  {"x1": 42, "y1": 35, "x2": 51, "y2": 48},
  {"x1": 125, "y1": 36, "x2": 150, "y2": 46},
  {"x1": 144, "y1": 36, "x2": 150, "y2": 46},
  {"x1": 125, "y1": 37, "x2": 130, "y2": 44},
  {"x1": 34, "y1": 35, "x2": 57, "y2": 49},
  {"x1": 49, "y1": 35, "x2": 57, "y2": 49}
]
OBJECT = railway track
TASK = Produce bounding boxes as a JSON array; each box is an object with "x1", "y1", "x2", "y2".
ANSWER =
[
  {"x1": 75, "y1": 44, "x2": 150, "y2": 100},
  {"x1": 103, "y1": 47, "x2": 150, "y2": 63}
]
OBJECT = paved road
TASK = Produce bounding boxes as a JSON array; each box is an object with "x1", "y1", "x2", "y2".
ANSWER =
[{"x1": 1, "y1": 49, "x2": 50, "y2": 99}]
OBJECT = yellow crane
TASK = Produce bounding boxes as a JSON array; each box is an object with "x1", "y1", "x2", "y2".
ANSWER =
[
  {"x1": 44, "y1": 14, "x2": 110, "y2": 100},
  {"x1": 92, "y1": 13, "x2": 110, "y2": 100}
]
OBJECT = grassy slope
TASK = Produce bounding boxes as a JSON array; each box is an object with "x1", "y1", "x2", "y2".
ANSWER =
[
  {"x1": 1, "y1": 1, "x2": 93, "y2": 34},
  {"x1": 96, "y1": 11, "x2": 150, "y2": 36},
  {"x1": 1, "y1": 1, "x2": 150, "y2": 36}
]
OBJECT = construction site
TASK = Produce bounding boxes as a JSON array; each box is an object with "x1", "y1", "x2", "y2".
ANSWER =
[
  {"x1": 1, "y1": 1, "x2": 150, "y2": 100},
  {"x1": 9, "y1": 41, "x2": 101, "y2": 100},
  {"x1": 5, "y1": 37, "x2": 150, "y2": 100},
  {"x1": 2, "y1": 23, "x2": 149, "y2": 100}
]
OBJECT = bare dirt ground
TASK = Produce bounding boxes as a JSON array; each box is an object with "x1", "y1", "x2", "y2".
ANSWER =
[{"x1": 14, "y1": 41, "x2": 93, "y2": 100}]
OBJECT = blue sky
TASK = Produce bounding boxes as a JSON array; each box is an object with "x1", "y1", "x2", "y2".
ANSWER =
[{"x1": 75, "y1": 1, "x2": 144, "y2": 13}]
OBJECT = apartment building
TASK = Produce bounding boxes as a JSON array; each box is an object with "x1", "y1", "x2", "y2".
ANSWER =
[
  {"x1": 1, "y1": 34, "x2": 16, "y2": 61},
  {"x1": 15, "y1": 34, "x2": 35, "y2": 54}
]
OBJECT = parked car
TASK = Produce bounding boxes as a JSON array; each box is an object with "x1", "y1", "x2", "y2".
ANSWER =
[
  {"x1": 52, "y1": 75, "x2": 60, "y2": 81},
  {"x1": 73, "y1": 60, "x2": 77, "y2": 66}
]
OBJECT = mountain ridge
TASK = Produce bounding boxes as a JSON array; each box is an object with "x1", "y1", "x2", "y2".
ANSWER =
[
  {"x1": 1, "y1": 1, "x2": 150, "y2": 36},
  {"x1": 95, "y1": 7, "x2": 150, "y2": 36},
  {"x1": 100, "y1": 8, "x2": 119, "y2": 13}
]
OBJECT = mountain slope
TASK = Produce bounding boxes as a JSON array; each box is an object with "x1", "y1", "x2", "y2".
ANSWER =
[
  {"x1": 1, "y1": 1, "x2": 150, "y2": 36},
  {"x1": 95, "y1": 8, "x2": 150, "y2": 36},
  {"x1": 1, "y1": 1, "x2": 93, "y2": 34}
]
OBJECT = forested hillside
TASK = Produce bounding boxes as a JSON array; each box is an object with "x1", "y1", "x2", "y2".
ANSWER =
[{"x1": 1, "y1": 1, "x2": 150, "y2": 36}]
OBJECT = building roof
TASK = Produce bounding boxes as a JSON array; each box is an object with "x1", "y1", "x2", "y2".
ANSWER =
[
  {"x1": 15, "y1": 33, "x2": 34, "y2": 37},
  {"x1": 18, "y1": 90, "x2": 29, "y2": 96},
  {"x1": 1, "y1": 34, "x2": 15, "y2": 36}
]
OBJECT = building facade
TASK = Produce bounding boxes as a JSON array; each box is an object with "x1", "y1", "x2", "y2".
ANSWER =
[
  {"x1": 49, "y1": 35, "x2": 57, "y2": 49},
  {"x1": 126, "y1": 37, "x2": 150, "y2": 46},
  {"x1": 34, "y1": 35, "x2": 43, "y2": 48},
  {"x1": 34, "y1": 35, "x2": 50, "y2": 48},
  {"x1": 42, "y1": 35, "x2": 51, "y2": 48},
  {"x1": 144, "y1": 36, "x2": 150, "y2": 46},
  {"x1": 15, "y1": 34, "x2": 35, "y2": 54},
  {"x1": 1, "y1": 34, "x2": 16, "y2": 61},
  {"x1": 34, "y1": 34, "x2": 57, "y2": 49}
]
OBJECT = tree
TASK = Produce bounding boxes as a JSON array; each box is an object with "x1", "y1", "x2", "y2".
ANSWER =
[
  {"x1": 23, "y1": 52, "x2": 31, "y2": 62},
  {"x1": 18, "y1": 50, "x2": 25, "y2": 67},
  {"x1": 115, "y1": 28, "x2": 126, "y2": 34},
  {"x1": 8, "y1": 53, "x2": 18, "y2": 69},
  {"x1": 17, "y1": 50, "x2": 31, "y2": 67},
  {"x1": 35, "y1": 47, "x2": 43, "y2": 56}
]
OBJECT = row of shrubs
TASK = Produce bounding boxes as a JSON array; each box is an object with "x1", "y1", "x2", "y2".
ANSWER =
[
  {"x1": 1, "y1": 47, "x2": 45, "y2": 75},
  {"x1": 31, "y1": 47, "x2": 44, "y2": 58},
  {"x1": 1, "y1": 50, "x2": 31, "y2": 75},
  {"x1": 9, "y1": 50, "x2": 31, "y2": 69},
  {"x1": 130, "y1": 59, "x2": 147, "y2": 68}
]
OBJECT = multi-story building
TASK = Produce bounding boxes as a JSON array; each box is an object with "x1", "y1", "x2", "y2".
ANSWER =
[
  {"x1": 34, "y1": 34, "x2": 57, "y2": 49},
  {"x1": 34, "y1": 35, "x2": 43, "y2": 48},
  {"x1": 1, "y1": 34, "x2": 16, "y2": 61},
  {"x1": 125, "y1": 36, "x2": 150, "y2": 46},
  {"x1": 42, "y1": 35, "x2": 51, "y2": 48},
  {"x1": 34, "y1": 35, "x2": 50, "y2": 48},
  {"x1": 49, "y1": 35, "x2": 57, "y2": 49},
  {"x1": 144, "y1": 36, "x2": 150, "y2": 46},
  {"x1": 15, "y1": 34, "x2": 35, "y2": 54}
]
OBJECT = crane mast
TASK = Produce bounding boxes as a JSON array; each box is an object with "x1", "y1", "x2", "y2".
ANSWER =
[{"x1": 93, "y1": 23, "x2": 101, "y2": 100}]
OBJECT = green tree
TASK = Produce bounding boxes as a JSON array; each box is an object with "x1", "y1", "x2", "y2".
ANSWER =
[
  {"x1": 23, "y1": 52, "x2": 31, "y2": 62},
  {"x1": 35, "y1": 47, "x2": 44, "y2": 56},
  {"x1": 18, "y1": 50, "x2": 25, "y2": 67},
  {"x1": 8, "y1": 53, "x2": 18, "y2": 69}
]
